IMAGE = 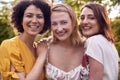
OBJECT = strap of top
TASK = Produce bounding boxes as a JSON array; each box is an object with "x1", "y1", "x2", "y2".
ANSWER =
[
  {"x1": 46, "y1": 41, "x2": 50, "y2": 64},
  {"x1": 82, "y1": 54, "x2": 89, "y2": 67}
]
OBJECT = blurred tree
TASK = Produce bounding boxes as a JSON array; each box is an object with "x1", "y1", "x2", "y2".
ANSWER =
[
  {"x1": 111, "y1": 17, "x2": 120, "y2": 56},
  {"x1": 64, "y1": 0, "x2": 120, "y2": 20},
  {"x1": 64, "y1": 0, "x2": 102, "y2": 19},
  {"x1": 0, "y1": 1, "x2": 15, "y2": 44}
]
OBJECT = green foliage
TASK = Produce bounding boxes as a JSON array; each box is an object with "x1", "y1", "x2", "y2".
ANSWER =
[
  {"x1": 64, "y1": 0, "x2": 102, "y2": 18},
  {"x1": 0, "y1": 1, "x2": 15, "y2": 44},
  {"x1": 111, "y1": 17, "x2": 120, "y2": 56}
]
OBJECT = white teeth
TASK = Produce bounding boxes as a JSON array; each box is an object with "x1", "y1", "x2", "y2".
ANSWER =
[
  {"x1": 57, "y1": 32, "x2": 65, "y2": 36},
  {"x1": 58, "y1": 33, "x2": 64, "y2": 36},
  {"x1": 30, "y1": 26, "x2": 38, "y2": 28},
  {"x1": 83, "y1": 26, "x2": 90, "y2": 30},
  {"x1": 29, "y1": 25, "x2": 39, "y2": 30},
  {"x1": 31, "y1": 26, "x2": 37, "y2": 28}
]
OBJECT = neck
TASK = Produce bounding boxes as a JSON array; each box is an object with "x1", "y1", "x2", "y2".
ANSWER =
[
  {"x1": 19, "y1": 34, "x2": 36, "y2": 47},
  {"x1": 56, "y1": 39, "x2": 73, "y2": 48}
]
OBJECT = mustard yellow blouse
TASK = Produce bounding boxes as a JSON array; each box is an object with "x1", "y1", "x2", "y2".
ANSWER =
[
  {"x1": 0, "y1": 46, "x2": 18, "y2": 80},
  {"x1": 0, "y1": 36, "x2": 44, "y2": 80}
]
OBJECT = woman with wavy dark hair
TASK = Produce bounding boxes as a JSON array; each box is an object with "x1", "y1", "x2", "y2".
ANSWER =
[
  {"x1": 0, "y1": 0, "x2": 51, "y2": 80},
  {"x1": 80, "y1": 3, "x2": 119, "y2": 80}
]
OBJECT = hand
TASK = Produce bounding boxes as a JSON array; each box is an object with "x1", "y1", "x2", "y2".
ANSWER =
[
  {"x1": 37, "y1": 36, "x2": 52, "y2": 43},
  {"x1": 37, "y1": 39, "x2": 48, "y2": 59}
]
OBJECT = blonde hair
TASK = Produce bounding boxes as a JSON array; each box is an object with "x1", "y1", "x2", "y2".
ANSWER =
[{"x1": 51, "y1": 4, "x2": 83, "y2": 46}]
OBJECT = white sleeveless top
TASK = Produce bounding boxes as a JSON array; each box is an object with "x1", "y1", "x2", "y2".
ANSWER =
[
  {"x1": 45, "y1": 55, "x2": 89, "y2": 80},
  {"x1": 46, "y1": 63, "x2": 88, "y2": 80}
]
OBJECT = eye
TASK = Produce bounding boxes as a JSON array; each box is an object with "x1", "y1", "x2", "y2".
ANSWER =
[
  {"x1": 51, "y1": 22, "x2": 57, "y2": 26},
  {"x1": 37, "y1": 14, "x2": 44, "y2": 19},
  {"x1": 61, "y1": 21, "x2": 67, "y2": 25},
  {"x1": 80, "y1": 16, "x2": 85, "y2": 20},
  {"x1": 25, "y1": 13, "x2": 33, "y2": 18},
  {"x1": 89, "y1": 16, "x2": 96, "y2": 20},
  {"x1": 88, "y1": 15, "x2": 96, "y2": 20}
]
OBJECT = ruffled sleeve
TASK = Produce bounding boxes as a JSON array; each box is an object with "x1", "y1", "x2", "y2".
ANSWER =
[
  {"x1": 1, "y1": 71, "x2": 19, "y2": 80},
  {"x1": 3, "y1": 39, "x2": 25, "y2": 71},
  {"x1": 10, "y1": 49, "x2": 25, "y2": 72},
  {"x1": 0, "y1": 38, "x2": 25, "y2": 79},
  {"x1": 0, "y1": 45, "x2": 19, "y2": 80}
]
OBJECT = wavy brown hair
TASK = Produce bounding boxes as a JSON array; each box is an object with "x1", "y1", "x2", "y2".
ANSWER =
[{"x1": 81, "y1": 3, "x2": 115, "y2": 42}]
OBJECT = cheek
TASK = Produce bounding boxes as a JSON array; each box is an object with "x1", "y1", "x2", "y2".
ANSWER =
[
  {"x1": 80, "y1": 22, "x2": 83, "y2": 28},
  {"x1": 95, "y1": 23, "x2": 100, "y2": 31},
  {"x1": 22, "y1": 17, "x2": 29, "y2": 25},
  {"x1": 22, "y1": 19, "x2": 26, "y2": 28},
  {"x1": 22, "y1": 18, "x2": 25, "y2": 25},
  {"x1": 40, "y1": 19, "x2": 45, "y2": 25},
  {"x1": 71, "y1": 26, "x2": 75, "y2": 33},
  {"x1": 51, "y1": 26, "x2": 55, "y2": 31},
  {"x1": 96, "y1": 26, "x2": 100, "y2": 33},
  {"x1": 51, "y1": 26, "x2": 53, "y2": 31}
]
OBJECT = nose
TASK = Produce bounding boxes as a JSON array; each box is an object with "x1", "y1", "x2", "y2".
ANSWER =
[
  {"x1": 32, "y1": 16, "x2": 38, "y2": 23},
  {"x1": 81, "y1": 17, "x2": 88, "y2": 24},
  {"x1": 56, "y1": 25, "x2": 63, "y2": 32}
]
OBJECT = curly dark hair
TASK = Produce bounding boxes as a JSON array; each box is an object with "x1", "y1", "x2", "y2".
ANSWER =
[{"x1": 11, "y1": 0, "x2": 51, "y2": 34}]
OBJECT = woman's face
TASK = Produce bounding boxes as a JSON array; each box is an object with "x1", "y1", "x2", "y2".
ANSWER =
[
  {"x1": 51, "y1": 11, "x2": 73, "y2": 41},
  {"x1": 22, "y1": 5, "x2": 44, "y2": 36},
  {"x1": 80, "y1": 7, "x2": 100, "y2": 38}
]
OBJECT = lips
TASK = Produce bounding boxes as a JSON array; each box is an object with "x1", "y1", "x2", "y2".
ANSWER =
[
  {"x1": 56, "y1": 32, "x2": 65, "y2": 37},
  {"x1": 28, "y1": 25, "x2": 39, "y2": 30},
  {"x1": 82, "y1": 26, "x2": 91, "y2": 31},
  {"x1": 55, "y1": 31, "x2": 66, "y2": 37}
]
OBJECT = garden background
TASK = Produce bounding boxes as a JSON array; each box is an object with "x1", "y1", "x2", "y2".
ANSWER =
[{"x1": 0, "y1": 0, "x2": 120, "y2": 79}]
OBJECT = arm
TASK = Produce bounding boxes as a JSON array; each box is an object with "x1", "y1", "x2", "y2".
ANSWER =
[
  {"x1": 15, "y1": 56, "x2": 45, "y2": 80},
  {"x1": 0, "y1": 75, "x2": 1, "y2": 80},
  {"x1": 15, "y1": 40, "x2": 48, "y2": 80},
  {"x1": 85, "y1": 37, "x2": 104, "y2": 80},
  {"x1": 88, "y1": 56, "x2": 104, "y2": 80}
]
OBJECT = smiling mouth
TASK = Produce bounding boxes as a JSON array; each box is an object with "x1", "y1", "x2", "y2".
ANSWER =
[
  {"x1": 29, "y1": 25, "x2": 39, "y2": 29},
  {"x1": 56, "y1": 31, "x2": 67, "y2": 36},
  {"x1": 82, "y1": 26, "x2": 92, "y2": 31}
]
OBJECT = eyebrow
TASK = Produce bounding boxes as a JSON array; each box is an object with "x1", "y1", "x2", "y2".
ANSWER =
[{"x1": 24, "y1": 12, "x2": 43, "y2": 15}]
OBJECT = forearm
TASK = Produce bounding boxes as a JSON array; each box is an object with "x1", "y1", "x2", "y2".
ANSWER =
[
  {"x1": 89, "y1": 70, "x2": 103, "y2": 80},
  {"x1": 16, "y1": 56, "x2": 45, "y2": 80},
  {"x1": 0, "y1": 75, "x2": 1, "y2": 80},
  {"x1": 88, "y1": 57, "x2": 103, "y2": 80},
  {"x1": 26, "y1": 56, "x2": 45, "y2": 80}
]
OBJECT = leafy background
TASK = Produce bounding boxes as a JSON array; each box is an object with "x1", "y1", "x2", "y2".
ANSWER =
[{"x1": 0, "y1": 0, "x2": 120, "y2": 79}]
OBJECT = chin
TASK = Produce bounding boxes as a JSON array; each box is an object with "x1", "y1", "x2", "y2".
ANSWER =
[
  {"x1": 83, "y1": 34, "x2": 90, "y2": 38},
  {"x1": 57, "y1": 38, "x2": 66, "y2": 41},
  {"x1": 29, "y1": 33, "x2": 38, "y2": 36}
]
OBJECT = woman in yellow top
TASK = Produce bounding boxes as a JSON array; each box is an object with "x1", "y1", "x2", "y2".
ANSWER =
[{"x1": 0, "y1": 0, "x2": 51, "y2": 80}]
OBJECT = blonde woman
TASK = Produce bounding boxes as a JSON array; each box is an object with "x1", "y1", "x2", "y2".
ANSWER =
[{"x1": 37, "y1": 4, "x2": 89, "y2": 80}]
